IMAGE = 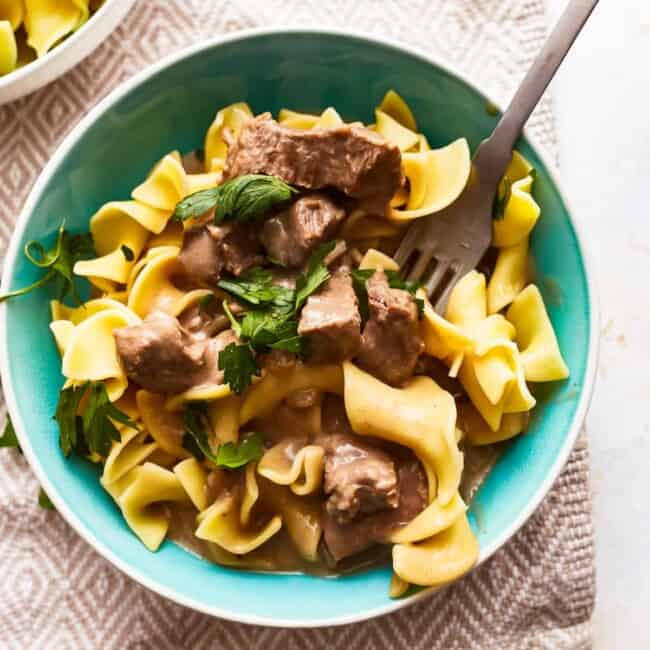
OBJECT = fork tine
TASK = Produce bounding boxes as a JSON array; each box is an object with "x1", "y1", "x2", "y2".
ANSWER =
[
  {"x1": 425, "y1": 259, "x2": 451, "y2": 296},
  {"x1": 433, "y1": 265, "x2": 466, "y2": 314},
  {"x1": 407, "y1": 250, "x2": 434, "y2": 283}
]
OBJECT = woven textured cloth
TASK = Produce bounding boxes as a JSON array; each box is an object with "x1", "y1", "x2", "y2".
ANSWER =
[{"x1": 0, "y1": 1, "x2": 595, "y2": 648}]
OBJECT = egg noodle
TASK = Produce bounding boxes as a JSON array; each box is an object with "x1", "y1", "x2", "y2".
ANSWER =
[
  {"x1": 0, "y1": 0, "x2": 104, "y2": 77},
  {"x1": 46, "y1": 91, "x2": 568, "y2": 596}
]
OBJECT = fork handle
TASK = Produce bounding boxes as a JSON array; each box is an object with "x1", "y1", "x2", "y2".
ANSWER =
[{"x1": 475, "y1": 0, "x2": 599, "y2": 183}]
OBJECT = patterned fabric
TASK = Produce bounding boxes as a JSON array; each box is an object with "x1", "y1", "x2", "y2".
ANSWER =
[{"x1": 0, "y1": 1, "x2": 594, "y2": 648}]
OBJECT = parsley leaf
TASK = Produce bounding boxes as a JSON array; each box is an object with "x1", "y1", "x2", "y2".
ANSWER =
[
  {"x1": 218, "y1": 267, "x2": 293, "y2": 308},
  {"x1": 240, "y1": 311, "x2": 298, "y2": 348},
  {"x1": 172, "y1": 174, "x2": 297, "y2": 223},
  {"x1": 216, "y1": 242, "x2": 338, "y2": 392},
  {"x1": 183, "y1": 403, "x2": 264, "y2": 469},
  {"x1": 120, "y1": 244, "x2": 135, "y2": 261},
  {"x1": 0, "y1": 417, "x2": 21, "y2": 452},
  {"x1": 294, "y1": 241, "x2": 337, "y2": 311},
  {"x1": 54, "y1": 383, "x2": 88, "y2": 457},
  {"x1": 183, "y1": 402, "x2": 219, "y2": 463},
  {"x1": 269, "y1": 335, "x2": 307, "y2": 355},
  {"x1": 493, "y1": 176, "x2": 512, "y2": 220},
  {"x1": 54, "y1": 382, "x2": 137, "y2": 458},
  {"x1": 216, "y1": 433, "x2": 264, "y2": 469},
  {"x1": 218, "y1": 343, "x2": 260, "y2": 394},
  {"x1": 351, "y1": 269, "x2": 374, "y2": 322},
  {"x1": 38, "y1": 487, "x2": 55, "y2": 510},
  {"x1": 0, "y1": 222, "x2": 94, "y2": 304}
]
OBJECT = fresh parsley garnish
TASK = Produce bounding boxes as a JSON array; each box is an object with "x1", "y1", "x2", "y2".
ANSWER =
[
  {"x1": 218, "y1": 267, "x2": 294, "y2": 309},
  {"x1": 216, "y1": 433, "x2": 264, "y2": 469},
  {"x1": 172, "y1": 174, "x2": 297, "y2": 223},
  {"x1": 54, "y1": 382, "x2": 138, "y2": 458},
  {"x1": 351, "y1": 269, "x2": 424, "y2": 321},
  {"x1": 294, "y1": 241, "x2": 336, "y2": 312},
  {"x1": 0, "y1": 222, "x2": 94, "y2": 304},
  {"x1": 0, "y1": 417, "x2": 21, "y2": 452},
  {"x1": 183, "y1": 402, "x2": 219, "y2": 463},
  {"x1": 216, "y1": 243, "x2": 337, "y2": 392},
  {"x1": 218, "y1": 342, "x2": 260, "y2": 394},
  {"x1": 38, "y1": 487, "x2": 55, "y2": 510},
  {"x1": 120, "y1": 244, "x2": 134, "y2": 261},
  {"x1": 183, "y1": 403, "x2": 264, "y2": 469},
  {"x1": 493, "y1": 176, "x2": 512, "y2": 220}
]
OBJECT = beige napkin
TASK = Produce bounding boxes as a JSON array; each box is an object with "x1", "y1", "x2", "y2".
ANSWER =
[{"x1": 0, "y1": 1, "x2": 594, "y2": 647}]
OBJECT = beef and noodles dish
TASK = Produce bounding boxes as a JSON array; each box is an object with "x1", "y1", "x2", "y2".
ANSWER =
[{"x1": 12, "y1": 91, "x2": 569, "y2": 596}]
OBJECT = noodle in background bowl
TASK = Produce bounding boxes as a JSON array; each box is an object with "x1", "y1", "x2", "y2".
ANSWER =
[
  {"x1": 0, "y1": 29, "x2": 598, "y2": 626},
  {"x1": 0, "y1": 0, "x2": 136, "y2": 105}
]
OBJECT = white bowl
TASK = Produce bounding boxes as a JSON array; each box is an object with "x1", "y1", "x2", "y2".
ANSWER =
[{"x1": 0, "y1": 0, "x2": 136, "y2": 105}]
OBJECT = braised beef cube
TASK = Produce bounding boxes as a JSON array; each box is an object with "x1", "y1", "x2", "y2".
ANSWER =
[
  {"x1": 216, "y1": 224, "x2": 263, "y2": 276},
  {"x1": 322, "y1": 456, "x2": 428, "y2": 562},
  {"x1": 114, "y1": 312, "x2": 207, "y2": 394},
  {"x1": 224, "y1": 114, "x2": 403, "y2": 213},
  {"x1": 260, "y1": 193, "x2": 346, "y2": 268},
  {"x1": 297, "y1": 271, "x2": 361, "y2": 363},
  {"x1": 178, "y1": 223, "x2": 262, "y2": 287},
  {"x1": 356, "y1": 270, "x2": 424, "y2": 386},
  {"x1": 178, "y1": 226, "x2": 223, "y2": 287},
  {"x1": 321, "y1": 433, "x2": 399, "y2": 525}
]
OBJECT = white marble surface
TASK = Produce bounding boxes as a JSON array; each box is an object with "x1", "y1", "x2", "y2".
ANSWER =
[{"x1": 546, "y1": 0, "x2": 650, "y2": 646}]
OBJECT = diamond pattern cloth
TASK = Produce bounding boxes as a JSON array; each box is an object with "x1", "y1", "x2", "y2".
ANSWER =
[{"x1": 0, "y1": 1, "x2": 594, "y2": 648}]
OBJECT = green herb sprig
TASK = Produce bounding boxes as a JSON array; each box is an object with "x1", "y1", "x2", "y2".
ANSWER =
[
  {"x1": 183, "y1": 403, "x2": 264, "y2": 469},
  {"x1": 0, "y1": 222, "x2": 93, "y2": 304},
  {"x1": 172, "y1": 174, "x2": 297, "y2": 223},
  {"x1": 54, "y1": 382, "x2": 138, "y2": 458},
  {"x1": 216, "y1": 242, "x2": 336, "y2": 393},
  {"x1": 0, "y1": 417, "x2": 21, "y2": 451}
]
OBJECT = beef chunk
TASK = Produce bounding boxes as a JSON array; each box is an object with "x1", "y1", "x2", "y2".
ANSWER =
[
  {"x1": 356, "y1": 270, "x2": 424, "y2": 386},
  {"x1": 192, "y1": 328, "x2": 238, "y2": 386},
  {"x1": 297, "y1": 271, "x2": 361, "y2": 363},
  {"x1": 114, "y1": 312, "x2": 207, "y2": 394},
  {"x1": 260, "y1": 193, "x2": 346, "y2": 268},
  {"x1": 224, "y1": 114, "x2": 403, "y2": 213},
  {"x1": 178, "y1": 223, "x2": 262, "y2": 287},
  {"x1": 322, "y1": 456, "x2": 428, "y2": 562},
  {"x1": 321, "y1": 433, "x2": 399, "y2": 525},
  {"x1": 217, "y1": 224, "x2": 263, "y2": 276}
]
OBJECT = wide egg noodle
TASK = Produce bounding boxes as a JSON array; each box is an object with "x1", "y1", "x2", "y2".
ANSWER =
[
  {"x1": 0, "y1": 20, "x2": 17, "y2": 75},
  {"x1": 127, "y1": 249, "x2": 185, "y2": 318},
  {"x1": 392, "y1": 513, "x2": 479, "y2": 587},
  {"x1": 506, "y1": 284, "x2": 570, "y2": 382},
  {"x1": 492, "y1": 176, "x2": 540, "y2": 247},
  {"x1": 136, "y1": 390, "x2": 190, "y2": 460},
  {"x1": 257, "y1": 442, "x2": 325, "y2": 496},
  {"x1": 103, "y1": 462, "x2": 189, "y2": 551},
  {"x1": 239, "y1": 363, "x2": 343, "y2": 424},
  {"x1": 204, "y1": 103, "x2": 253, "y2": 172},
  {"x1": 24, "y1": 0, "x2": 88, "y2": 59},
  {"x1": 61, "y1": 309, "x2": 140, "y2": 395},
  {"x1": 195, "y1": 464, "x2": 282, "y2": 555},
  {"x1": 342, "y1": 362, "x2": 462, "y2": 506},
  {"x1": 257, "y1": 477, "x2": 323, "y2": 562},
  {"x1": 173, "y1": 457, "x2": 209, "y2": 511},
  {"x1": 101, "y1": 427, "x2": 157, "y2": 486},
  {"x1": 390, "y1": 139, "x2": 471, "y2": 221},
  {"x1": 487, "y1": 237, "x2": 529, "y2": 314}
]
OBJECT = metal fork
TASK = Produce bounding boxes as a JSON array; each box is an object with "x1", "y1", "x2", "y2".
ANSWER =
[{"x1": 394, "y1": 0, "x2": 599, "y2": 313}]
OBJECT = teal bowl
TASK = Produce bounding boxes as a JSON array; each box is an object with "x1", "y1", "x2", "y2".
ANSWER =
[{"x1": 0, "y1": 29, "x2": 598, "y2": 626}]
